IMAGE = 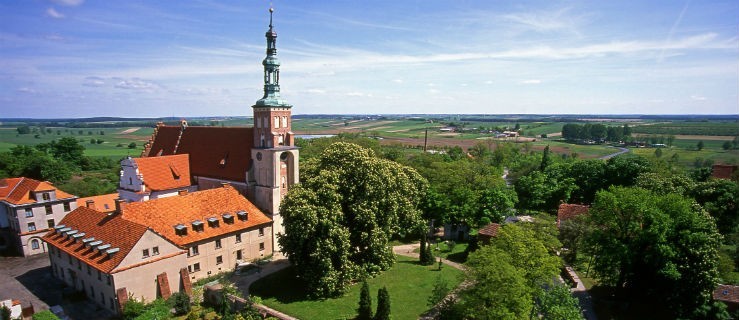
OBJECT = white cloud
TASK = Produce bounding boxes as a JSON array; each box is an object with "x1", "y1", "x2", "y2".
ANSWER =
[
  {"x1": 520, "y1": 79, "x2": 541, "y2": 84},
  {"x1": 690, "y1": 95, "x2": 707, "y2": 101},
  {"x1": 16, "y1": 87, "x2": 36, "y2": 94},
  {"x1": 346, "y1": 92, "x2": 372, "y2": 97},
  {"x1": 392, "y1": 79, "x2": 403, "y2": 83},
  {"x1": 46, "y1": 7, "x2": 65, "y2": 19},
  {"x1": 303, "y1": 89, "x2": 326, "y2": 94},
  {"x1": 83, "y1": 76, "x2": 105, "y2": 87},
  {"x1": 51, "y1": 0, "x2": 84, "y2": 6},
  {"x1": 113, "y1": 77, "x2": 162, "y2": 91}
]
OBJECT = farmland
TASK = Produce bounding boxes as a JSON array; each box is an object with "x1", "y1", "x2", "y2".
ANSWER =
[{"x1": 1, "y1": 115, "x2": 736, "y2": 168}]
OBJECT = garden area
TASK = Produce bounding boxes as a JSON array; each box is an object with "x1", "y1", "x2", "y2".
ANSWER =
[{"x1": 249, "y1": 255, "x2": 463, "y2": 320}]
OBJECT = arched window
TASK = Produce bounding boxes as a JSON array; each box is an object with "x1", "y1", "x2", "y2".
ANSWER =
[
  {"x1": 274, "y1": 116, "x2": 280, "y2": 128},
  {"x1": 281, "y1": 116, "x2": 287, "y2": 128},
  {"x1": 31, "y1": 239, "x2": 40, "y2": 250}
]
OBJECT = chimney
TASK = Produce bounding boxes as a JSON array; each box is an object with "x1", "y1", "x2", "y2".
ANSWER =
[
  {"x1": 85, "y1": 200, "x2": 96, "y2": 210},
  {"x1": 114, "y1": 198, "x2": 126, "y2": 214},
  {"x1": 178, "y1": 189, "x2": 188, "y2": 196}
]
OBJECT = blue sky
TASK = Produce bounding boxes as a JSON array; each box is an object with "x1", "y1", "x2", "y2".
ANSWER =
[{"x1": 1, "y1": 0, "x2": 737, "y2": 117}]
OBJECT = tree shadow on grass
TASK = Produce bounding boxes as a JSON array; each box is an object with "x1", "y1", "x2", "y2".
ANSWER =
[{"x1": 249, "y1": 266, "x2": 314, "y2": 303}]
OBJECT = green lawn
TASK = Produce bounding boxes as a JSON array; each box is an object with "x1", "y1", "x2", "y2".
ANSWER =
[
  {"x1": 415, "y1": 241, "x2": 469, "y2": 263},
  {"x1": 0, "y1": 126, "x2": 151, "y2": 158},
  {"x1": 249, "y1": 255, "x2": 464, "y2": 320}
]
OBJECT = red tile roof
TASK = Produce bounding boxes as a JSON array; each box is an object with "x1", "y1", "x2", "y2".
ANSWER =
[
  {"x1": 0, "y1": 177, "x2": 75, "y2": 205},
  {"x1": 77, "y1": 193, "x2": 119, "y2": 213},
  {"x1": 557, "y1": 203, "x2": 590, "y2": 227},
  {"x1": 42, "y1": 207, "x2": 149, "y2": 273},
  {"x1": 133, "y1": 154, "x2": 191, "y2": 191},
  {"x1": 478, "y1": 223, "x2": 500, "y2": 237},
  {"x1": 714, "y1": 284, "x2": 739, "y2": 304},
  {"x1": 142, "y1": 125, "x2": 254, "y2": 182},
  {"x1": 712, "y1": 164, "x2": 737, "y2": 180},
  {"x1": 120, "y1": 185, "x2": 271, "y2": 247}
]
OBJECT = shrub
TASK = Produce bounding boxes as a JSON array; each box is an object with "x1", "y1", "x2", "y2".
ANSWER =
[
  {"x1": 375, "y1": 287, "x2": 390, "y2": 320},
  {"x1": 32, "y1": 310, "x2": 60, "y2": 320},
  {"x1": 169, "y1": 292, "x2": 191, "y2": 315},
  {"x1": 357, "y1": 280, "x2": 372, "y2": 320}
]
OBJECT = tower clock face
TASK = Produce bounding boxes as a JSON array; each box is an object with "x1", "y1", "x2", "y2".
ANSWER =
[{"x1": 256, "y1": 152, "x2": 262, "y2": 161}]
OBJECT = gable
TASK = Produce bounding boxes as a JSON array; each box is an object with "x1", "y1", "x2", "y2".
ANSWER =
[{"x1": 133, "y1": 154, "x2": 191, "y2": 191}]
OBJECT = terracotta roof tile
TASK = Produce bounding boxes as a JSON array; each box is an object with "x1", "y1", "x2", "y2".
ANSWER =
[
  {"x1": 478, "y1": 223, "x2": 500, "y2": 237},
  {"x1": 711, "y1": 164, "x2": 737, "y2": 180},
  {"x1": 42, "y1": 207, "x2": 149, "y2": 273},
  {"x1": 557, "y1": 203, "x2": 590, "y2": 227},
  {"x1": 714, "y1": 284, "x2": 739, "y2": 304},
  {"x1": 120, "y1": 185, "x2": 271, "y2": 247},
  {"x1": 132, "y1": 154, "x2": 191, "y2": 191},
  {"x1": 0, "y1": 177, "x2": 75, "y2": 205},
  {"x1": 76, "y1": 193, "x2": 119, "y2": 213},
  {"x1": 143, "y1": 126, "x2": 254, "y2": 182}
]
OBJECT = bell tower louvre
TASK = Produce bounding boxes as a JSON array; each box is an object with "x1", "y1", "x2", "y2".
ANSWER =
[{"x1": 250, "y1": 7, "x2": 299, "y2": 246}]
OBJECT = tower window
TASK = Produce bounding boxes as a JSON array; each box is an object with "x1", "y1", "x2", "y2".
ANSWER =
[
  {"x1": 281, "y1": 116, "x2": 287, "y2": 128},
  {"x1": 274, "y1": 116, "x2": 279, "y2": 128}
]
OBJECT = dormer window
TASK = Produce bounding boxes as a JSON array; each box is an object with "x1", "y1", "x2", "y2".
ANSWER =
[
  {"x1": 175, "y1": 224, "x2": 187, "y2": 236},
  {"x1": 192, "y1": 220, "x2": 204, "y2": 232},
  {"x1": 207, "y1": 217, "x2": 219, "y2": 228},
  {"x1": 169, "y1": 164, "x2": 181, "y2": 180},
  {"x1": 222, "y1": 213, "x2": 234, "y2": 224},
  {"x1": 237, "y1": 211, "x2": 248, "y2": 221},
  {"x1": 42, "y1": 193, "x2": 50, "y2": 201}
]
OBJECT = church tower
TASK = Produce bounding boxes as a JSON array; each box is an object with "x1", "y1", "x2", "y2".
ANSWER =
[{"x1": 251, "y1": 7, "x2": 299, "y2": 247}]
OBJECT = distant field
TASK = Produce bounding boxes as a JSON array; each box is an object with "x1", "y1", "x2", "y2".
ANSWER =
[
  {"x1": 632, "y1": 121, "x2": 739, "y2": 136},
  {"x1": 0, "y1": 126, "x2": 153, "y2": 158}
]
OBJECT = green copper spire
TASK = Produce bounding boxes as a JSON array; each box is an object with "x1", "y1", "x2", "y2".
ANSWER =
[{"x1": 255, "y1": 7, "x2": 291, "y2": 107}]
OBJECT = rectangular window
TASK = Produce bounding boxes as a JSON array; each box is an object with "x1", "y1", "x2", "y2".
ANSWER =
[
  {"x1": 87, "y1": 264, "x2": 91, "y2": 275},
  {"x1": 259, "y1": 242, "x2": 265, "y2": 251},
  {"x1": 27, "y1": 222, "x2": 36, "y2": 232},
  {"x1": 259, "y1": 227, "x2": 264, "y2": 237},
  {"x1": 236, "y1": 250, "x2": 242, "y2": 260},
  {"x1": 235, "y1": 234, "x2": 241, "y2": 243},
  {"x1": 63, "y1": 202, "x2": 71, "y2": 212},
  {"x1": 142, "y1": 249, "x2": 149, "y2": 258},
  {"x1": 45, "y1": 205, "x2": 52, "y2": 215},
  {"x1": 152, "y1": 246, "x2": 159, "y2": 256},
  {"x1": 216, "y1": 256, "x2": 223, "y2": 265},
  {"x1": 97, "y1": 270, "x2": 101, "y2": 281},
  {"x1": 25, "y1": 208, "x2": 33, "y2": 217},
  {"x1": 193, "y1": 263, "x2": 201, "y2": 272},
  {"x1": 42, "y1": 193, "x2": 50, "y2": 201},
  {"x1": 106, "y1": 275, "x2": 111, "y2": 285},
  {"x1": 47, "y1": 219, "x2": 55, "y2": 228},
  {"x1": 215, "y1": 239, "x2": 222, "y2": 249},
  {"x1": 189, "y1": 245, "x2": 199, "y2": 257}
]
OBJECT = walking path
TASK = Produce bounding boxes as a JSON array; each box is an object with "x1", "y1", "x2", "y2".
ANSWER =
[
  {"x1": 599, "y1": 146, "x2": 629, "y2": 160},
  {"x1": 564, "y1": 266, "x2": 598, "y2": 320}
]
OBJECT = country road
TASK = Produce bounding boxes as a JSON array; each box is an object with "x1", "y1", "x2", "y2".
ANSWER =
[{"x1": 599, "y1": 146, "x2": 629, "y2": 160}]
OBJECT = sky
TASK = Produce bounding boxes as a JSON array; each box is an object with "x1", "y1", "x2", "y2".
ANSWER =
[{"x1": 1, "y1": 0, "x2": 737, "y2": 118}]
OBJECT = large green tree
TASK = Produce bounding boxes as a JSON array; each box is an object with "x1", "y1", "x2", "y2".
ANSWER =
[
  {"x1": 459, "y1": 224, "x2": 562, "y2": 319},
  {"x1": 584, "y1": 186, "x2": 723, "y2": 318},
  {"x1": 278, "y1": 142, "x2": 427, "y2": 297}
]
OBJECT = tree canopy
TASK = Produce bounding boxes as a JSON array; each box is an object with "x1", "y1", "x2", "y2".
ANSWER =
[
  {"x1": 584, "y1": 186, "x2": 723, "y2": 318},
  {"x1": 278, "y1": 142, "x2": 428, "y2": 297}
]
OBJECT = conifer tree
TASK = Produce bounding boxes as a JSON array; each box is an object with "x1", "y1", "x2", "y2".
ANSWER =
[
  {"x1": 358, "y1": 280, "x2": 373, "y2": 320},
  {"x1": 375, "y1": 287, "x2": 391, "y2": 320}
]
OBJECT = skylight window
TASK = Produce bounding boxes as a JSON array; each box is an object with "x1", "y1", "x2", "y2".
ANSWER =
[
  {"x1": 175, "y1": 224, "x2": 188, "y2": 236},
  {"x1": 237, "y1": 211, "x2": 248, "y2": 221},
  {"x1": 192, "y1": 220, "x2": 204, "y2": 232},
  {"x1": 207, "y1": 217, "x2": 219, "y2": 228}
]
